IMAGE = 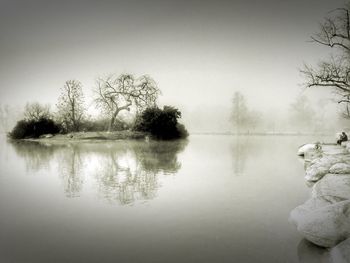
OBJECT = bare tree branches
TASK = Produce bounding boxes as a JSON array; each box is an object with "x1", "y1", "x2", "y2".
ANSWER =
[
  {"x1": 95, "y1": 73, "x2": 160, "y2": 131},
  {"x1": 24, "y1": 102, "x2": 51, "y2": 121},
  {"x1": 302, "y1": 3, "x2": 350, "y2": 115},
  {"x1": 311, "y1": 6, "x2": 350, "y2": 52},
  {"x1": 57, "y1": 80, "x2": 85, "y2": 132}
]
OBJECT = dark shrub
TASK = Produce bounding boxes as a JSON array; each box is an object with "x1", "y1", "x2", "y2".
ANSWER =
[
  {"x1": 9, "y1": 118, "x2": 61, "y2": 139},
  {"x1": 133, "y1": 106, "x2": 188, "y2": 140}
]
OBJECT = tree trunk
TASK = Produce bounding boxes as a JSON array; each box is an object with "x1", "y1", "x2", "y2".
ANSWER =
[{"x1": 108, "y1": 110, "x2": 119, "y2": 132}]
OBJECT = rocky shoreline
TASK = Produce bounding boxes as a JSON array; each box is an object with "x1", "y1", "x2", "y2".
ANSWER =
[{"x1": 291, "y1": 142, "x2": 350, "y2": 262}]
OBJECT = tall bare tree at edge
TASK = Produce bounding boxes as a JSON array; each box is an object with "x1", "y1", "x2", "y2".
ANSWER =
[
  {"x1": 301, "y1": 3, "x2": 350, "y2": 118},
  {"x1": 95, "y1": 74, "x2": 160, "y2": 132},
  {"x1": 57, "y1": 80, "x2": 85, "y2": 132}
]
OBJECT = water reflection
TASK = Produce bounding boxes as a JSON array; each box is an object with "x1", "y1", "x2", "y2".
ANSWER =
[
  {"x1": 297, "y1": 239, "x2": 330, "y2": 263},
  {"x1": 10, "y1": 140, "x2": 62, "y2": 171},
  {"x1": 230, "y1": 136, "x2": 255, "y2": 176},
  {"x1": 9, "y1": 139, "x2": 187, "y2": 204},
  {"x1": 94, "y1": 141, "x2": 187, "y2": 204},
  {"x1": 58, "y1": 144, "x2": 85, "y2": 198}
]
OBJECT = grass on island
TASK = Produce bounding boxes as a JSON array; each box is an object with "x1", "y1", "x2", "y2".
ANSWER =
[{"x1": 25, "y1": 130, "x2": 147, "y2": 142}]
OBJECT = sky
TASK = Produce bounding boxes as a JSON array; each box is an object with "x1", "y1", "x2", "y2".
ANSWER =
[{"x1": 0, "y1": 0, "x2": 347, "y2": 131}]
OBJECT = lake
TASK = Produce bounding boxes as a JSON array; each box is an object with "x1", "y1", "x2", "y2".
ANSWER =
[{"x1": 0, "y1": 134, "x2": 332, "y2": 263}]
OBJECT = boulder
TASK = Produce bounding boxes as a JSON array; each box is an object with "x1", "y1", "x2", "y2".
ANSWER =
[
  {"x1": 290, "y1": 200, "x2": 350, "y2": 248},
  {"x1": 298, "y1": 144, "x2": 319, "y2": 156},
  {"x1": 39, "y1": 133, "x2": 53, "y2": 139},
  {"x1": 330, "y1": 238, "x2": 350, "y2": 263},
  {"x1": 329, "y1": 163, "x2": 350, "y2": 174},
  {"x1": 305, "y1": 156, "x2": 350, "y2": 182},
  {"x1": 290, "y1": 197, "x2": 334, "y2": 226},
  {"x1": 345, "y1": 142, "x2": 350, "y2": 152},
  {"x1": 322, "y1": 145, "x2": 348, "y2": 155},
  {"x1": 312, "y1": 174, "x2": 350, "y2": 200}
]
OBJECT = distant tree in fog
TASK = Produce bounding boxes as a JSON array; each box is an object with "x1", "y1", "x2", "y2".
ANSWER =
[
  {"x1": 57, "y1": 80, "x2": 85, "y2": 132},
  {"x1": 0, "y1": 104, "x2": 10, "y2": 132},
  {"x1": 230, "y1": 92, "x2": 249, "y2": 133},
  {"x1": 95, "y1": 74, "x2": 160, "y2": 132},
  {"x1": 230, "y1": 92, "x2": 260, "y2": 133},
  {"x1": 288, "y1": 95, "x2": 315, "y2": 131},
  {"x1": 301, "y1": 3, "x2": 350, "y2": 118},
  {"x1": 24, "y1": 102, "x2": 51, "y2": 121}
]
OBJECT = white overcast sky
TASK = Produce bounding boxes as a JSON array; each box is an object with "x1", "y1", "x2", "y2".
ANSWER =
[{"x1": 0, "y1": 0, "x2": 347, "y2": 122}]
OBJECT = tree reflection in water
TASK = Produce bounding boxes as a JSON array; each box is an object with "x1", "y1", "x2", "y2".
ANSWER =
[
  {"x1": 94, "y1": 140, "x2": 187, "y2": 204},
  {"x1": 231, "y1": 136, "x2": 252, "y2": 176},
  {"x1": 10, "y1": 139, "x2": 187, "y2": 204},
  {"x1": 58, "y1": 144, "x2": 84, "y2": 198},
  {"x1": 10, "y1": 140, "x2": 62, "y2": 171}
]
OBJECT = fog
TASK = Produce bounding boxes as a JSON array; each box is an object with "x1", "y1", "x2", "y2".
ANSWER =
[{"x1": 0, "y1": 0, "x2": 348, "y2": 133}]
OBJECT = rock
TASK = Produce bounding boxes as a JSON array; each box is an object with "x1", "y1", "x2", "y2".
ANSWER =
[
  {"x1": 312, "y1": 174, "x2": 350, "y2": 201},
  {"x1": 322, "y1": 145, "x2": 348, "y2": 155},
  {"x1": 290, "y1": 200, "x2": 350, "y2": 248},
  {"x1": 39, "y1": 134, "x2": 53, "y2": 138},
  {"x1": 330, "y1": 163, "x2": 350, "y2": 174},
  {"x1": 305, "y1": 156, "x2": 350, "y2": 182},
  {"x1": 330, "y1": 238, "x2": 350, "y2": 263},
  {"x1": 345, "y1": 142, "x2": 350, "y2": 151},
  {"x1": 298, "y1": 144, "x2": 319, "y2": 156},
  {"x1": 290, "y1": 197, "x2": 333, "y2": 226}
]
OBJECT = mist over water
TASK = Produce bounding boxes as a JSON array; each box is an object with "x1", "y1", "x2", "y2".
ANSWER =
[
  {"x1": 1, "y1": 0, "x2": 349, "y2": 262},
  {"x1": 0, "y1": 134, "x2": 334, "y2": 262}
]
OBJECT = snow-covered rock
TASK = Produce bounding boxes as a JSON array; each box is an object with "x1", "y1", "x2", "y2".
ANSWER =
[
  {"x1": 312, "y1": 174, "x2": 350, "y2": 201},
  {"x1": 290, "y1": 200, "x2": 350, "y2": 248},
  {"x1": 305, "y1": 156, "x2": 350, "y2": 182},
  {"x1": 345, "y1": 142, "x2": 350, "y2": 152},
  {"x1": 305, "y1": 156, "x2": 338, "y2": 182},
  {"x1": 330, "y1": 238, "x2": 350, "y2": 263},
  {"x1": 322, "y1": 146, "x2": 349, "y2": 155},
  {"x1": 290, "y1": 197, "x2": 334, "y2": 226},
  {"x1": 330, "y1": 163, "x2": 350, "y2": 174},
  {"x1": 298, "y1": 144, "x2": 319, "y2": 156}
]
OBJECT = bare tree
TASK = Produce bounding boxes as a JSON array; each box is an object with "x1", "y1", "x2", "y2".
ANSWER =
[
  {"x1": 230, "y1": 91, "x2": 250, "y2": 134},
  {"x1": 95, "y1": 74, "x2": 160, "y2": 131},
  {"x1": 301, "y1": 4, "x2": 350, "y2": 115},
  {"x1": 24, "y1": 102, "x2": 51, "y2": 121},
  {"x1": 0, "y1": 104, "x2": 10, "y2": 133},
  {"x1": 288, "y1": 95, "x2": 315, "y2": 131},
  {"x1": 57, "y1": 80, "x2": 85, "y2": 132}
]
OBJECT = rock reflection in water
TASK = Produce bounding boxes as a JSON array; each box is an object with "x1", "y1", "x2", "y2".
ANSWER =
[
  {"x1": 10, "y1": 139, "x2": 187, "y2": 204},
  {"x1": 297, "y1": 239, "x2": 330, "y2": 263}
]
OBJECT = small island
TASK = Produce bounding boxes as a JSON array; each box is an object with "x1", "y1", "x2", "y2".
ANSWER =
[{"x1": 8, "y1": 74, "x2": 188, "y2": 142}]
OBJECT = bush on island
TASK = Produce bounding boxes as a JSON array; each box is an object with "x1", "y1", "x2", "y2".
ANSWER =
[
  {"x1": 133, "y1": 106, "x2": 188, "y2": 140},
  {"x1": 9, "y1": 117, "x2": 61, "y2": 139}
]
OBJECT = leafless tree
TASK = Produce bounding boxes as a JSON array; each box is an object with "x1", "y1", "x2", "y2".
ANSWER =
[
  {"x1": 301, "y1": 4, "x2": 350, "y2": 115},
  {"x1": 24, "y1": 102, "x2": 51, "y2": 121},
  {"x1": 0, "y1": 104, "x2": 10, "y2": 132},
  {"x1": 57, "y1": 80, "x2": 85, "y2": 132},
  {"x1": 95, "y1": 74, "x2": 160, "y2": 131},
  {"x1": 288, "y1": 95, "x2": 315, "y2": 131}
]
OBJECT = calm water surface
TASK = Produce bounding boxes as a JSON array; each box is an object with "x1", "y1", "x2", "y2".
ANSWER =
[{"x1": 0, "y1": 134, "x2": 332, "y2": 263}]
